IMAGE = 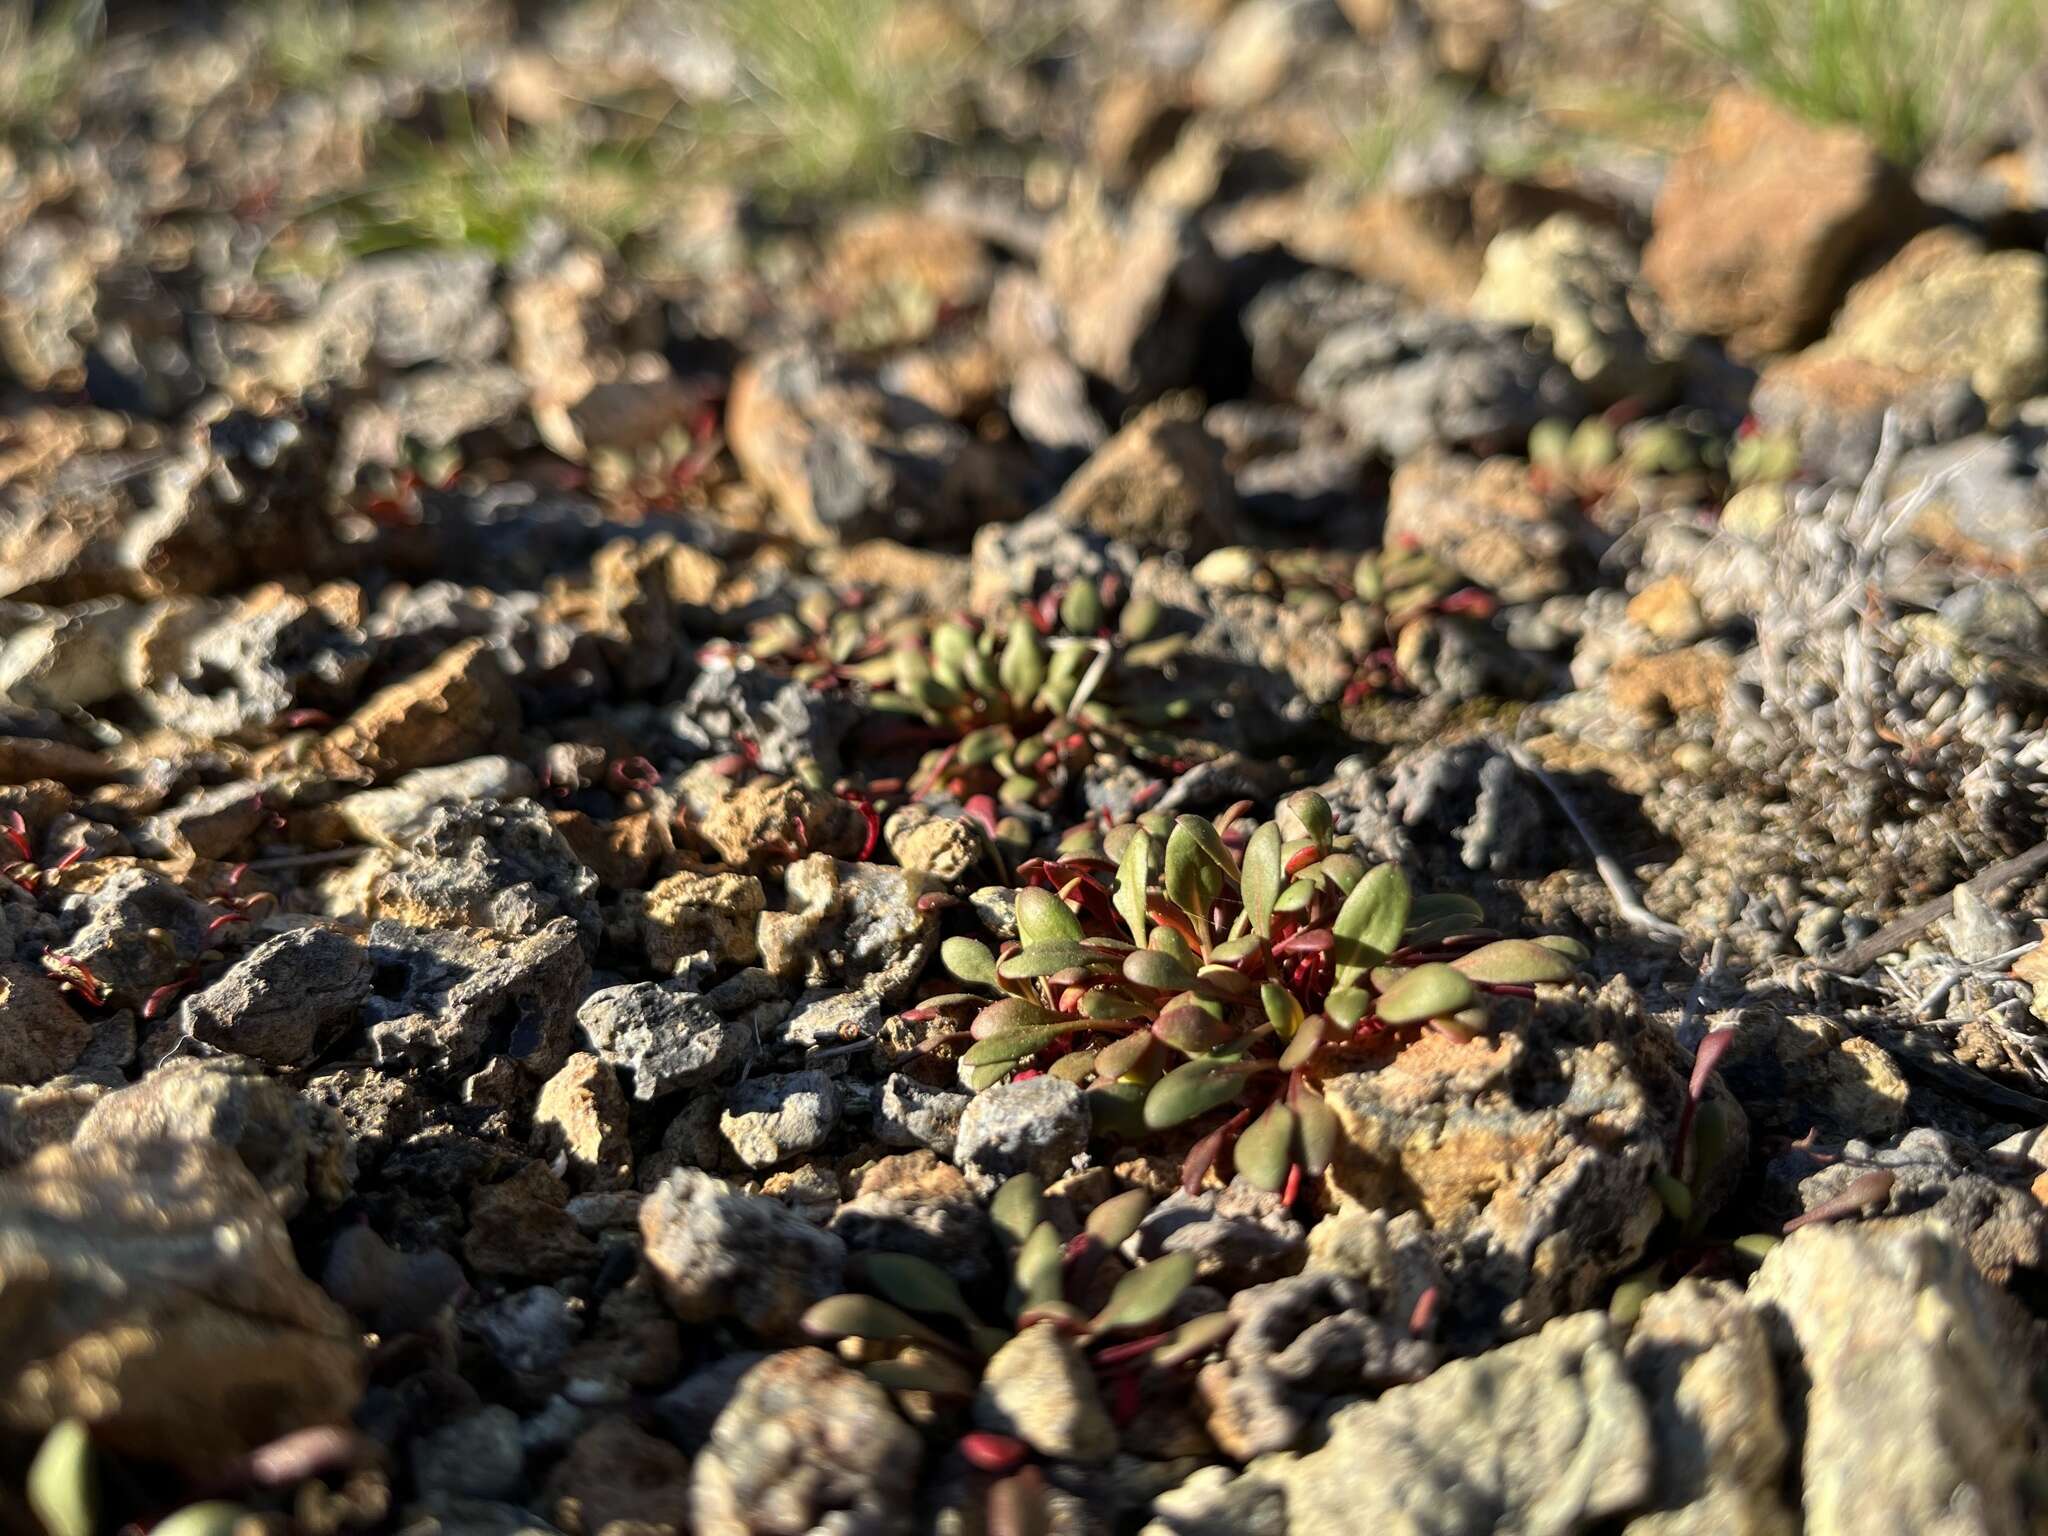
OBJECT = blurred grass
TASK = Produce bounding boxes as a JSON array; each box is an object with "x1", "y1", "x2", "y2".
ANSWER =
[{"x1": 1660, "y1": 0, "x2": 2045, "y2": 163}]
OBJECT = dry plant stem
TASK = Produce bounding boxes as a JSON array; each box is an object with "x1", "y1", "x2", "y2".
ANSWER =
[
  {"x1": 1498, "y1": 738, "x2": 1687, "y2": 944},
  {"x1": 1815, "y1": 836, "x2": 2048, "y2": 975}
]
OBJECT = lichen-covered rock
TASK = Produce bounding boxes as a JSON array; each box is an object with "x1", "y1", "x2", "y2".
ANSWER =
[
  {"x1": 1748, "y1": 1224, "x2": 2044, "y2": 1536},
  {"x1": 1473, "y1": 215, "x2": 1673, "y2": 405},
  {"x1": 318, "y1": 638, "x2": 519, "y2": 783},
  {"x1": 694, "y1": 778, "x2": 870, "y2": 872},
  {"x1": 1325, "y1": 976, "x2": 1739, "y2": 1343},
  {"x1": 179, "y1": 926, "x2": 371, "y2": 1067},
  {"x1": 755, "y1": 855, "x2": 935, "y2": 997},
  {"x1": 636, "y1": 869, "x2": 764, "y2": 982},
  {"x1": 72, "y1": 1054, "x2": 352, "y2": 1217},
  {"x1": 1622, "y1": 1280, "x2": 1796, "y2": 1536},
  {"x1": 640, "y1": 1169, "x2": 846, "y2": 1340},
  {"x1": 691, "y1": 1347, "x2": 920, "y2": 1536},
  {"x1": 53, "y1": 864, "x2": 217, "y2": 1000},
  {"x1": 719, "y1": 1069, "x2": 840, "y2": 1170},
  {"x1": 0, "y1": 1139, "x2": 364, "y2": 1470},
  {"x1": 363, "y1": 917, "x2": 589, "y2": 1079},
  {"x1": 576, "y1": 977, "x2": 763, "y2": 1100},
  {"x1": 363, "y1": 798, "x2": 601, "y2": 943},
  {"x1": 953, "y1": 1073, "x2": 1091, "y2": 1195},
  {"x1": 875, "y1": 1073, "x2": 972, "y2": 1159},
  {"x1": 1384, "y1": 450, "x2": 1582, "y2": 604},
  {"x1": 1153, "y1": 1311, "x2": 1653, "y2": 1536}
]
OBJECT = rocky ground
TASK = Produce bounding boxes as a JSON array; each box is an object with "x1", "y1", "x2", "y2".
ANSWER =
[{"x1": 5, "y1": 1, "x2": 2048, "y2": 1533}]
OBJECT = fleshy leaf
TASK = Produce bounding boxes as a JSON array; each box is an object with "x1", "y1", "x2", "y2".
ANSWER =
[
  {"x1": 1276, "y1": 1011, "x2": 1326, "y2": 1071},
  {"x1": 1284, "y1": 791, "x2": 1334, "y2": 848},
  {"x1": 1452, "y1": 939, "x2": 1578, "y2": 985},
  {"x1": 1324, "y1": 986, "x2": 1372, "y2": 1028},
  {"x1": 1144, "y1": 1057, "x2": 1260, "y2": 1128},
  {"x1": 942, "y1": 936, "x2": 999, "y2": 988},
  {"x1": 803, "y1": 1293, "x2": 945, "y2": 1347},
  {"x1": 1151, "y1": 999, "x2": 1235, "y2": 1054},
  {"x1": 999, "y1": 616, "x2": 1046, "y2": 704},
  {"x1": 1093, "y1": 1028, "x2": 1156, "y2": 1080},
  {"x1": 151, "y1": 1506, "x2": 252, "y2": 1536},
  {"x1": 1085, "y1": 1188, "x2": 1153, "y2": 1249},
  {"x1": 971, "y1": 996, "x2": 1066, "y2": 1040},
  {"x1": 1241, "y1": 821, "x2": 1282, "y2": 937},
  {"x1": 1261, "y1": 982, "x2": 1304, "y2": 1037},
  {"x1": 1234, "y1": 1101, "x2": 1295, "y2": 1192},
  {"x1": 1333, "y1": 864, "x2": 1411, "y2": 984},
  {"x1": 1154, "y1": 1310, "x2": 1236, "y2": 1367},
  {"x1": 998, "y1": 941, "x2": 1108, "y2": 979},
  {"x1": 1124, "y1": 948, "x2": 1198, "y2": 992},
  {"x1": 1114, "y1": 828, "x2": 1152, "y2": 947},
  {"x1": 1173, "y1": 815, "x2": 1235, "y2": 876},
  {"x1": 991, "y1": 1175, "x2": 1045, "y2": 1247},
  {"x1": 862, "y1": 1353, "x2": 980, "y2": 1397},
  {"x1": 27, "y1": 1421, "x2": 95, "y2": 1536},
  {"x1": 1012, "y1": 1221, "x2": 1065, "y2": 1313},
  {"x1": 1090, "y1": 1251, "x2": 1197, "y2": 1333},
  {"x1": 1374, "y1": 963, "x2": 1477, "y2": 1025},
  {"x1": 1295, "y1": 1084, "x2": 1339, "y2": 1175},
  {"x1": 1016, "y1": 887, "x2": 1083, "y2": 947},
  {"x1": 863, "y1": 1252, "x2": 979, "y2": 1326},
  {"x1": 962, "y1": 1023, "x2": 1078, "y2": 1068}
]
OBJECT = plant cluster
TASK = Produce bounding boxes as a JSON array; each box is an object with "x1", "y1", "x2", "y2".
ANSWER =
[
  {"x1": 925, "y1": 793, "x2": 1583, "y2": 1195},
  {"x1": 803, "y1": 1173, "x2": 1228, "y2": 1525}
]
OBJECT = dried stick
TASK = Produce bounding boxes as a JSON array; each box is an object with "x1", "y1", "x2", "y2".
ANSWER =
[
  {"x1": 1814, "y1": 836, "x2": 2048, "y2": 975},
  {"x1": 1498, "y1": 739, "x2": 1686, "y2": 944}
]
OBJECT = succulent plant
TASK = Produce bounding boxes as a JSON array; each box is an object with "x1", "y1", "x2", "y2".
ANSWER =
[
  {"x1": 931, "y1": 792, "x2": 1584, "y2": 1195},
  {"x1": 848, "y1": 578, "x2": 1201, "y2": 806},
  {"x1": 802, "y1": 1172, "x2": 1228, "y2": 1525}
]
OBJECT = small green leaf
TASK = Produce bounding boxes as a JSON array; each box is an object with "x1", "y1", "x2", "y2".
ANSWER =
[
  {"x1": 1318, "y1": 853, "x2": 1365, "y2": 895},
  {"x1": 1261, "y1": 982, "x2": 1304, "y2": 1037},
  {"x1": 963, "y1": 1023, "x2": 1079, "y2": 1068},
  {"x1": 1090, "y1": 1251, "x2": 1197, "y2": 1333},
  {"x1": 1120, "y1": 594, "x2": 1163, "y2": 642},
  {"x1": 1094, "y1": 1028, "x2": 1156, "y2": 1080},
  {"x1": 1653, "y1": 1171, "x2": 1693, "y2": 1223},
  {"x1": 803, "y1": 1293, "x2": 944, "y2": 1347},
  {"x1": 1154, "y1": 1309, "x2": 1236, "y2": 1367},
  {"x1": 973, "y1": 997, "x2": 1066, "y2": 1036},
  {"x1": 1373, "y1": 963, "x2": 1476, "y2": 1025},
  {"x1": 1234, "y1": 1101, "x2": 1295, "y2": 1192},
  {"x1": 862, "y1": 1353, "x2": 980, "y2": 1396},
  {"x1": 1209, "y1": 933, "x2": 1264, "y2": 965},
  {"x1": 1276, "y1": 1011, "x2": 1326, "y2": 1071},
  {"x1": 1143, "y1": 1057, "x2": 1260, "y2": 1128},
  {"x1": 991, "y1": 1175, "x2": 1044, "y2": 1247},
  {"x1": 1452, "y1": 939, "x2": 1578, "y2": 985},
  {"x1": 943, "y1": 936, "x2": 998, "y2": 988},
  {"x1": 1324, "y1": 987, "x2": 1372, "y2": 1028},
  {"x1": 1086, "y1": 1078, "x2": 1149, "y2": 1139},
  {"x1": 1295, "y1": 1085, "x2": 1338, "y2": 1175},
  {"x1": 1016, "y1": 887, "x2": 1083, "y2": 947},
  {"x1": 1085, "y1": 1188, "x2": 1152, "y2": 1249},
  {"x1": 863, "y1": 1253, "x2": 979, "y2": 1327},
  {"x1": 1125, "y1": 948, "x2": 1198, "y2": 992},
  {"x1": 1407, "y1": 892, "x2": 1486, "y2": 943},
  {"x1": 1173, "y1": 815, "x2": 1236, "y2": 877},
  {"x1": 1273, "y1": 878, "x2": 1316, "y2": 913},
  {"x1": 1333, "y1": 864, "x2": 1411, "y2": 985},
  {"x1": 959, "y1": 725, "x2": 1011, "y2": 766},
  {"x1": 1080, "y1": 988, "x2": 1146, "y2": 1021},
  {"x1": 27, "y1": 1420, "x2": 95, "y2": 1536},
  {"x1": 1151, "y1": 998, "x2": 1235, "y2": 1054},
  {"x1": 1012, "y1": 1221, "x2": 1065, "y2": 1314},
  {"x1": 999, "y1": 616, "x2": 1046, "y2": 704},
  {"x1": 998, "y1": 941, "x2": 1108, "y2": 980},
  {"x1": 1113, "y1": 827, "x2": 1153, "y2": 947},
  {"x1": 1537, "y1": 934, "x2": 1591, "y2": 961},
  {"x1": 151, "y1": 1506, "x2": 251, "y2": 1536},
  {"x1": 1060, "y1": 579, "x2": 1103, "y2": 634},
  {"x1": 1163, "y1": 820, "x2": 1208, "y2": 932},
  {"x1": 1152, "y1": 925, "x2": 1199, "y2": 972},
  {"x1": 1284, "y1": 791, "x2": 1333, "y2": 848}
]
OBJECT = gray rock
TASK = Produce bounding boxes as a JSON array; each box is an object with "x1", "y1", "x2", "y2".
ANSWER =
[
  {"x1": 327, "y1": 756, "x2": 538, "y2": 849},
  {"x1": 828, "y1": 1151, "x2": 991, "y2": 1284},
  {"x1": 1152, "y1": 1311, "x2": 1652, "y2": 1536},
  {"x1": 1749, "y1": 1224, "x2": 2043, "y2": 1536},
  {"x1": 973, "y1": 1323, "x2": 1119, "y2": 1463},
  {"x1": 369, "y1": 799, "x2": 600, "y2": 944},
  {"x1": 690, "y1": 1347, "x2": 920, "y2": 1536},
  {"x1": 468, "y1": 1286, "x2": 583, "y2": 1379},
  {"x1": 1196, "y1": 1270, "x2": 1439, "y2": 1459},
  {"x1": 72, "y1": 1054, "x2": 352, "y2": 1217},
  {"x1": 667, "y1": 660, "x2": 860, "y2": 779},
  {"x1": 876, "y1": 1072, "x2": 971, "y2": 1158},
  {"x1": 1473, "y1": 215, "x2": 1674, "y2": 405},
  {"x1": 181, "y1": 926, "x2": 371, "y2": 1067},
  {"x1": 1128, "y1": 1179, "x2": 1307, "y2": 1290},
  {"x1": 1888, "y1": 432, "x2": 2048, "y2": 571},
  {"x1": 719, "y1": 1069, "x2": 840, "y2": 1169},
  {"x1": 576, "y1": 980, "x2": 756, "y2": 1100},
  {"x1": 1300, "y1": 306, "x2": 1584, "y2": 461},
  {"x1": 130, "y1": 780, "x2": 269, "y2": 862},
  {"x1": 413, "y1": 1407, "x2": 527, "y2": 1502},
  {"x1": 53, "y1": 864, "x2": 217, "y2": 998},
  {"x1": 0, "y1": 1138, "x2": 363, "y2": 1470},
  {"x1": 1776, "y1": 1127, "x2": 2047, "y2": 1286},
  {"x1": 1622, "y1": 1280, "x2": 1795, "y2": 1536},
  {"x1": 321, "y1": 1224, "x2": 465, "y2": 1336},
  {"x1": 639, "y1": 1169, "x2": 846, "y2": 1340},
  {"x1": 0, "y1": 1075, "x2": 106, "y2": 1168},
  {"x1": 364, "y1": 917, "x2": 588, "y2": 1080},
  {"x1": 953, "y1": 1074, "x2": 1091, "y2": 1195}
]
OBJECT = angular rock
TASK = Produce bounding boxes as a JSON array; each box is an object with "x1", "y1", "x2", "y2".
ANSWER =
[
  {"x1": 1325, "y1": 977, "x2": 1738, "y2": 1343},
  {"x1": 719, "y1": 1069, "x2": 840, "y2": 1170},
  {"x1": 53, "y1": 864, "x2": 217, "y2": 1000},
  {"x1": 636, "y1": 869, "x2": 764, "y2": 982},
  {"x1": 876, "y1": 1072, "x2": 972, "y2": 1159},
  {"x1": 973, "y1": 1323, "x2": 1118, "y2": 1463},
  {"x1": 0, "y1": 963, "x2": 90, "y2": 1084},
  {"x1": 413, "y1": 1407, "x2": 526, "y2": 1502},
  {"x1": 691, "y1": 1347, "x2": 920, "y2": 1536},
  {"x1": 1384, "y1": 449, "x2": 1584, "y2": 603},
  {"x1": 547, "y1": 1415, "x2": 694, "y2": 1536},
  {"x1": 1473, "y1": 214, "x2": 1673, "y2": 405},
  {"x1": 953, "y1": 1074, "x2": 1090, "y2": 1195},
  {"x1": 72, "y1": 1054, "x2": 352, "y2": 1217},
  {"x1": 180, "y1": 926, "x2": 371, "y2": 1067},
  {"x1": 534, "y1": 1052, "x2": 633, "y2": 1191},
  {"x1": 463, "y1": 1161, "x2": 598, "y2": 1281},
  {"x1": 640, "y1": 1169, "x2": 846, "y2": 1340},
  {"x1": 365, "y1": 798, "x2": 601, "y2": 943},
  {"x1": 575, "y1": 978, "x2": 761, "y2": 1100},
  {"x1": 1642, "y1": 89, "x2": 1918, "y2": 355},
  {"x1": 755, "y1": 855, "x2": 934, "y2": 997},
  {"x1": 1749, "y1": 1224, "x2": 2043, "y2": 1536},
  {"x1": 364, "y1": 917, "x2": 588, "y2": 1079},
  {"x1": 1128, "y1": 1179, "x2": 1307, "y2": 1290},
  {"x1": 828, "y1": 1151, "x2": 991, "y2": 1283},
  {"x1": 1044, "y1": 396, "x2": 1241, "y2": 558},
  {"x1": 319, "y1": 638, "x2": 518, "y2": 783},
  {"x1": 0, "y1": 1139, "x2": 363, "y2": 1470}
]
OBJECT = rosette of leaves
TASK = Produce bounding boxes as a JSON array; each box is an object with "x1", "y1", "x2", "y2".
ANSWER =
[
  {"x1": 937, "y1": 792, "x2": 1584, "y2": 1195},
  {"x1": 802, "y1": 1173, "x2": 1228, "y2": 1529},
  {"x1": 859, "y1": 578, "x2": 1199, "y2": 805}
]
